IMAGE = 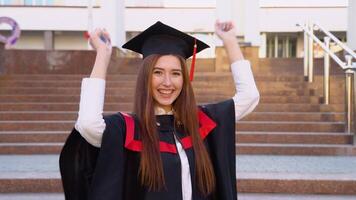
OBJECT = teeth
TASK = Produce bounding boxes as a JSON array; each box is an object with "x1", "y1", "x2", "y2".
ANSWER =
[{"x1": 159, "y1": 89, "x2": 173, "y2": 94}]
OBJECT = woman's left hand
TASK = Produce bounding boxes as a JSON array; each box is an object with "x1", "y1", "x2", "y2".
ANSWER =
[{"x1": 215, "y1": 20, "x2": 237, "y2": 43}]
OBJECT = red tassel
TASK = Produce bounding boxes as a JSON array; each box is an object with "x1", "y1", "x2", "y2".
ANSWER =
[
  {"x1": 189, "y1": 39, "x2": 197, "y2": 82},
  {"x1": 84, "y1": 31, "x2": 90, "y2": 39}
]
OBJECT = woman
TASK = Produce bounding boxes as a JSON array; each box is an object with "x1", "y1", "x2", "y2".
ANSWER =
[{"x1": 60, "y1": 21, "x2": 259, "y2": 200}]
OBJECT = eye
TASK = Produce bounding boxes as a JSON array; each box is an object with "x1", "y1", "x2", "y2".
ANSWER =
[
  {"x1": 153, "y1": 70, "x2": 163, "y2": 75},
  {"x1": 172, "y1": 71, "x2": 182, "y2": 76}
]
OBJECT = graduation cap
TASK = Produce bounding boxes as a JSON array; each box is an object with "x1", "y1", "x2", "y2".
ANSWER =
[{"x1": 122, "y1": 21, "x2": 210, "y2": 81}]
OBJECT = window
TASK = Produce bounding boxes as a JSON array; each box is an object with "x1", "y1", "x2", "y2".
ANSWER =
[
  {"x1": 125, "y1": 0, "x2": 215, "y2": 8},
  {"x1": 0, "y1": 0, "x2": 100, "y2": 6},
  {"x1": 266, "y1": 33, "x2": 297, "y2": 58},
  {"x1": 0, "y1": 0, "x2": 55, "y2": 5}
]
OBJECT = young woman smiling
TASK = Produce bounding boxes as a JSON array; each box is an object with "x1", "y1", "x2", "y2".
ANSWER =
[{"x1": 60, "y1": 20, "x2": 259, "y2": 200}]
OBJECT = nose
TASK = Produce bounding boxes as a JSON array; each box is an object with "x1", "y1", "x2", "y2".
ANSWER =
[{"x1": 162, "y1": 73, "x2": 172, "y2": 86}]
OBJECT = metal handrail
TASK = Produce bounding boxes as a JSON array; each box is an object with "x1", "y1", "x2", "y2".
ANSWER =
[
  {"x1": 315, "y1": 23, "x2": 356, "y2": 60},
  {"x1": 297, "y1": 23, "x2": 348, "y2": 69},
  {"x1": 298, "y1": 21, "x2": 356, "y2": 135}
]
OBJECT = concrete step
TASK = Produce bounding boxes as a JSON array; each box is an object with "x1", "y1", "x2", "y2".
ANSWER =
[
  {"x1": 1, "y1": 193, "x2": 356, "y2": 200},
  {"x1": 0, "y1": 121, "x2": 74, "y2": 131},
  {"x1": 1, "y1": 73, "x2": 344, "y2": 82},
  {"x1": 2, "y1": 175, "x2": 356, "y2": 194},
  {"x1": 0, "y1": 102, "x2": 131, "y2": 112},
  {"x1": 0, "y1": 111, "x2": 344, "y2": 122},
  {"x1": 1, "y1": 131, "x2": 350, "y2": 144},
  {"x1": 237, "y1": 121, "x2": 344, "y2": 132},
  {"x1": 0, "y1": 83, "x2": 346, "y2": 93},
  {"x1": 244, "y1": 112, "x2": 344, "y2": 122},
  {"x1": 1, "y1": 155, "x2": 356, "y2": 194},
  {"x1": 0, "y1": 82, "x2": 237, "y2": 90},
  {"x1": 0, "y1": 94, "x2": 345, "y2": 104},
  {"x1": 255, "y1": 104, "x2": 343, "y2": 112},
  {"x1": 1, "y1": 142, "x2": 355, "y2": 155},
  {"x1": 0, "y1": 85, "x2": 309, "y2": 93},
  {"x1": 0, "y1": 75, "x2": 344, "y2": 86},
  {"x1": 260, "y1": 96, "x2": 344, "y2": 104},
  {"x1": 0, "y1": 74, "x2": 343, "y2": 85},
  {"x1": 0, "y1": 131, "x2": 68, "y2": 143},
  {"x1": 0, "y1": 102, "x2": 344, "y2": 112},
  {"x1": 238, "y1": 194, "x2": 356, "y2": 200},
  {"x1": 1, "y1": 81, "x2": 346, "y2": 95},
  {"x1": 237, "y1": 132, "x2": 352, "y2": 145},
  {"x1": 0, "y1": 112, "x2": 79, "y2": 121},
  {"x1": 0, "y1": 80, "x2": 237, "y2": 88},
  {"x1": 0, "y1": 87, "x2": 237, "y2": 96},
  {"x1": 0, "y1": 120, "x2": 344, "y2": 132},
  {"x1": 256, "y1": 83, "x2": 344, "y2": 92},
  {"x1": 236, "y1": 143, "x2": 356, "y2": 156},
  {"x1": 0, "y1": 79, "x2": 331, "y2": 87},
  {"x1": 0, "y1": 95, "x2": 230, "y2": 104},
  {"x1": 0, "y1": 193, "x2": 64, "y2": 200},
  {"x1": 237, "y1": 155, "x2": 356, "y2": 194},
  {"x1": 0, "y1": 74, "x2": 235, "y2": 82},
  {"x1": 0, "y1": 143, "x2": 62, "y2": 154},
  {"x1": 256, "y1": 87, "x2": 345, "y2": 96},
  {"x1": 238, "y1": 173, "x2": 356, "y2": 194},
  {"x1": 1, "y1": 130, "x2": 350, "y2": 144},
  {"x1": 0, "y1": 87, "x2": 347, "y2": 98},
  {"x1": 0, "y1": 73, "x2": 304, "y2": 81},
  {"x1": 254, "y1": 75, "x2": 344, "y2": 82}
]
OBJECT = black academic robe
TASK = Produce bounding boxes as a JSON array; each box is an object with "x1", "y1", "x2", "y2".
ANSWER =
[{"x1": 59, "y1": 99, "x2": 236, "y2": 200}]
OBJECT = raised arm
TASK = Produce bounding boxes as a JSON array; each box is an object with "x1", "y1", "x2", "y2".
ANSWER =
[
  {"x1": 215, "y1": 20, "x2": 260, "y2": 121},
  {"x1": 74, "y1": 28, "x2": 112, "y2": 147},
  {"x1": 89, "y1": 28, "x2": 112, "y2": 79},
  {"x1": 215, "y1": 20, "x2": 243, "y2": 64}
]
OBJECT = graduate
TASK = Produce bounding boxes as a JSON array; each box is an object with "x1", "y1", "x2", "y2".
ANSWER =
[{"x1": 59, "y1": 20, "x2": 259, "y2": 200}]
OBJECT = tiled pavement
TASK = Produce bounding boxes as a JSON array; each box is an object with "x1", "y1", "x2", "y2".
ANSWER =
[
  {"x1": 2, "y1": 155, "x2": 356, "y2": 177},
  {"x1": 237, "y1": 155, "x2": 356, "y2": 178},
  {"x1": 1, "y1": 155, "x2": 356, "y2": 199},
  {"x1": 1, "y1": 193, "x2": 356, "y2": 200}
]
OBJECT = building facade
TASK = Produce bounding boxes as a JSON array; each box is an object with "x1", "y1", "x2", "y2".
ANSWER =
[{"x1": 0, "y1": 0, "x2": 353, "y2": 58}]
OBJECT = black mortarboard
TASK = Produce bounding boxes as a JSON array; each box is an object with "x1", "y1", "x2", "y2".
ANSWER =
[{"x1": 122, "y1": 21, "x2": 209, "y2": 59}]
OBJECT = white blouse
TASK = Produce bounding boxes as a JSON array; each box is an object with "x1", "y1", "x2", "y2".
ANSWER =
[{"x1": 75, "y1": 59, "x2": 259, "y2": 200}]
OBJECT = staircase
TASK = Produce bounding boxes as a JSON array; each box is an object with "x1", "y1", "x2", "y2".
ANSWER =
[{"x1": 0, "y1": 57, "x2": 356, "y2": 198}]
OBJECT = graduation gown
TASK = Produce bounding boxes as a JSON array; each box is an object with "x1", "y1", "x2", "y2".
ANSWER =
[{"x1": 59, "y1": 99, "x2": 236, "y2": 200}]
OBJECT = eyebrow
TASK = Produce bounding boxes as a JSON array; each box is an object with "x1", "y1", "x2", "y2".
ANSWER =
[{"x1": 153, "y1": 67, "x2": 182, "y2": 72}]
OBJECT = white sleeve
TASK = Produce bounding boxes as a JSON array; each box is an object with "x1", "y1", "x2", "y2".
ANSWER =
[
  {"x1": 231, "y1": 60, "x2": 260, "y2": 121},
  {"x1": 74, "y1": 78, "x2": 106, "y2": 147}
]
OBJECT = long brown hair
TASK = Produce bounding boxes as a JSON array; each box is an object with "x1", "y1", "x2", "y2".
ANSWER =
[
  {"x1": 133, "y1": 54, "x2": 215, "y2": 195},
  {"x1": 134, "y1": 55, "x2": 215, "y2": 195}
]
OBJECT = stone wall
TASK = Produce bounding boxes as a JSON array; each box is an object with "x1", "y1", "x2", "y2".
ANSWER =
[
  {"x1": 215, "y1": 46, "x2": 260, "y2": 72},
  {"x1": 0, "y1": 43, "x2": 4, "y2": 74},
  {"x1": 0, "y1": 48, "x2": 216, "y2": 75},
  {"x1": 0, "y1": 47, "x2": 138, "y2": 74}
]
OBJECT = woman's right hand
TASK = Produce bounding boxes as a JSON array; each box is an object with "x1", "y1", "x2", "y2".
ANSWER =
[
  {"x1": 89, "y1": 28, "x2": 112, "y2": 79},
  {"x1": 89, "y1": 28, "x2": 112, "y2": 57}
]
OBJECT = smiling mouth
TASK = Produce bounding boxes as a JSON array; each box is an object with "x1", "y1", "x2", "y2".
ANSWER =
[{"x1": 158, "y1": 89, "x2": 174, "y2": 96}]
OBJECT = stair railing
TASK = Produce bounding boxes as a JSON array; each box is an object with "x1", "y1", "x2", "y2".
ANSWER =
[{"x1": 297, "y1": 21, "x2": 356, "y2": 135}]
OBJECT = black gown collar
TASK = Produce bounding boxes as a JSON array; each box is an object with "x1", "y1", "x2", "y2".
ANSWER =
[{"x1": 120, "y1": 111, "x2": 216, "y2": 153}]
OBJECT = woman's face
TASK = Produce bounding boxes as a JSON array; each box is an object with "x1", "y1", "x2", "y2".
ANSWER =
[{"x1": 151, "y1": 55, "x2": 183, "y2": 112}]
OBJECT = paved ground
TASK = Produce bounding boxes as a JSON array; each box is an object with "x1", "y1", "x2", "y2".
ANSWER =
[
  {"x1": 237, "y1": 155, "x2": 356, "y2": 174},
  {"x1": 0, "y1": 193, "x2": 356, "y2": 200},
  {"x1": 1, "y1": 155, "x2": 356, "y2": 179},
  {"x1": 239, "y1": 194, "x2": 356, "y2": 200},
  {"x1": 1, "y1": 155, "x2": 356, "y2": 199},
  {"x1": 0, "y1": 155, "x2": 59, "y2": 179},
  {"x1": 236, "y1": 155, "x2": 356, "y2": 180},
  {"x1": 0, "y1": 193, "x2": 64, "y2": 200}
]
